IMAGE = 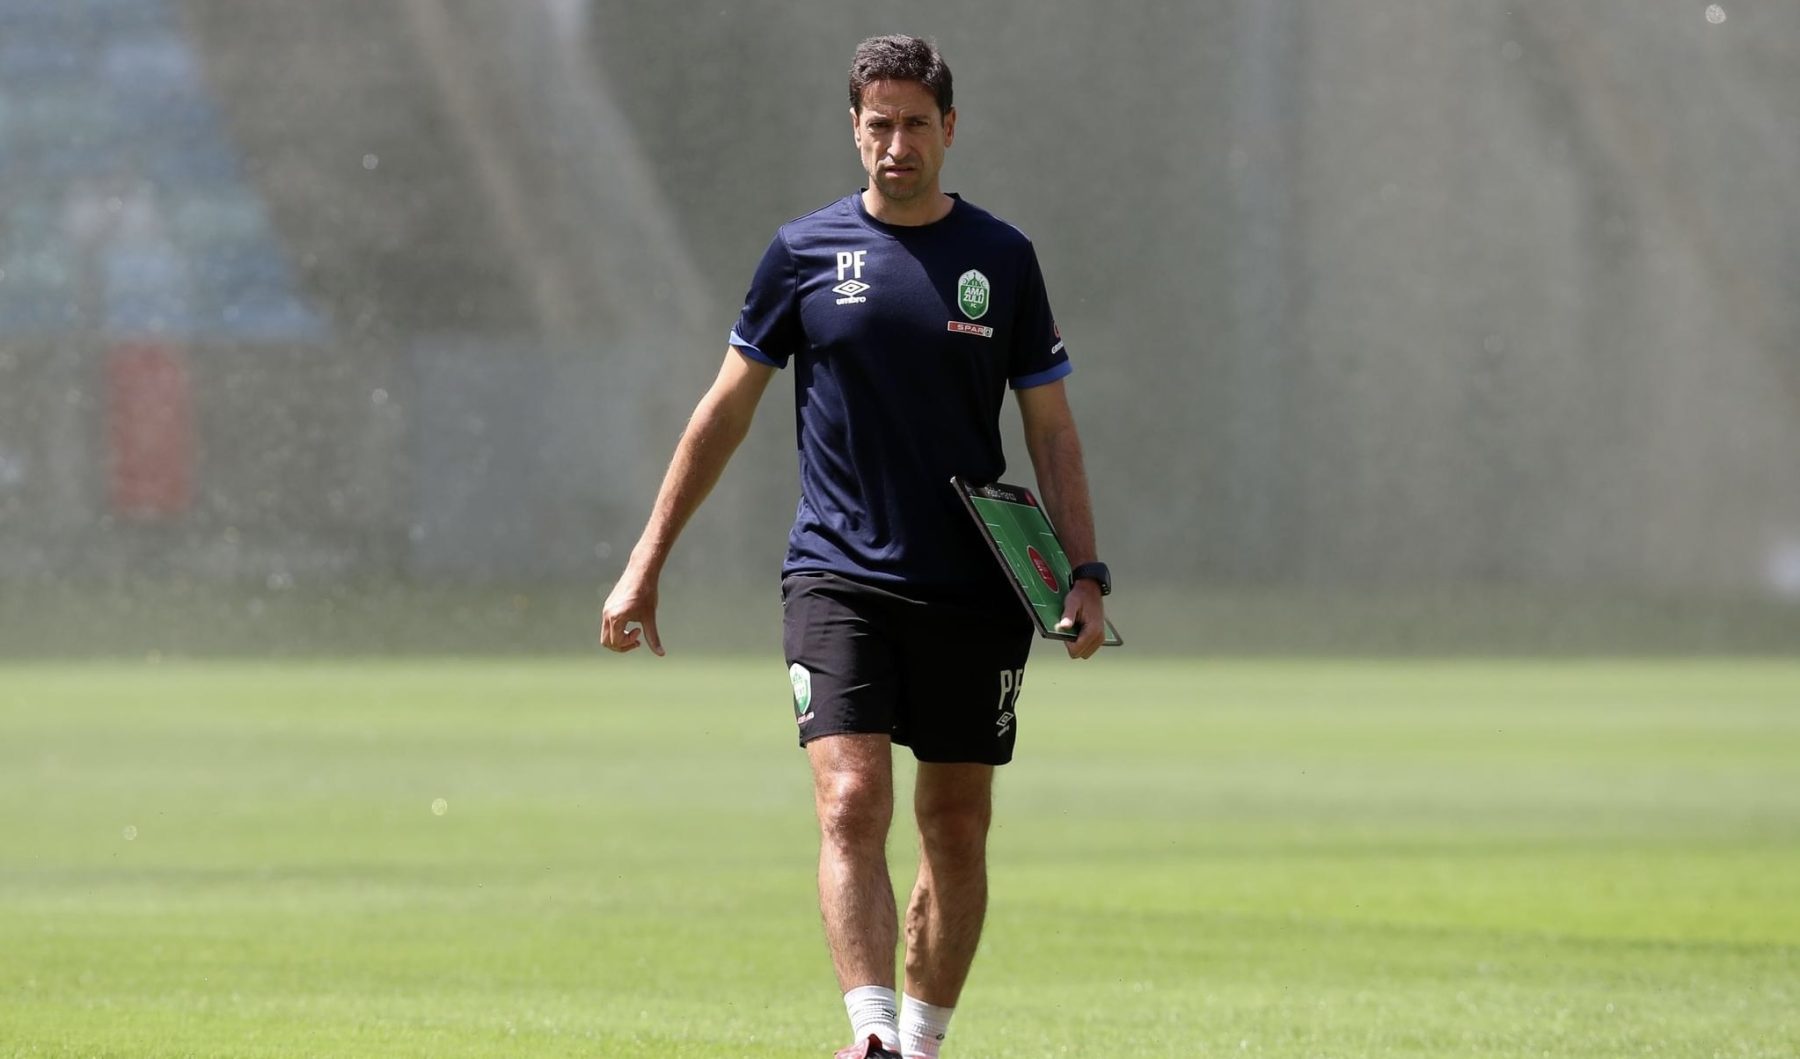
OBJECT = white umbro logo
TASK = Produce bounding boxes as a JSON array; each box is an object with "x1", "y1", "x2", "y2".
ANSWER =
[{"x1": 833, "y1": 249, "x2": 870, "y2": 305}]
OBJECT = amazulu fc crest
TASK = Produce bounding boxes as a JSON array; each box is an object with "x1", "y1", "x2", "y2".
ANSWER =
[
  {"x1": 957, "y1": 270, "x2": 990, "y2": 320},
  {"x1": 789, "y1": 662, "x2": 814, "y2": 723}
]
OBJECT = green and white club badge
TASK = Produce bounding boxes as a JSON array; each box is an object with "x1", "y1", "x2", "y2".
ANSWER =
[
  {"x1": 957, "y1": 270, "x2": 990, "y2": 320},
  {"x1": 789, "y1": 663, "x2": 812, "y2": 716}
]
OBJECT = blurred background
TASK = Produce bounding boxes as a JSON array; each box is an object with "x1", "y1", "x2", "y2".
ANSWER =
[{"x1": 0, "y1": 0, "x2": 1796, "y2": 655}]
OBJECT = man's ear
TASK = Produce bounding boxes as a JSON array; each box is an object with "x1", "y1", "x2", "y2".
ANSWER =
[{"x1": 943, "y1": 106, "x2": 957, "y2": 147}]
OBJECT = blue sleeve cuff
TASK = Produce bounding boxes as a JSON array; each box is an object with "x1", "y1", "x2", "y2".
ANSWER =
[
  {"x1": 1010, "y1": 359, "x2": 1074, "y2": 390},
  {"x1": 728, "y1": 330, "x2": 782, "y2": 368}
]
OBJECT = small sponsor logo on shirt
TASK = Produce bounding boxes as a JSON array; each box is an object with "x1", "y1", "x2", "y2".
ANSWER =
[
  {"x1": 947, "y1": 321, "x2": 994, "y2": 338},
  {"x1": 832, "y1": 279, "x2": 870, "y2": 305}
]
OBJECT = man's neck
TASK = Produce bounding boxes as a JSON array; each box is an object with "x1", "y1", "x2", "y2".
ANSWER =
[{"x1": 861, "y1": 187, "x2": 954, "y2": 227}]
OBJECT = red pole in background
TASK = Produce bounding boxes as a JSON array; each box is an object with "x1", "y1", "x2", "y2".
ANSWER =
[{"x1": 106, "y1": 342, "x2": 195, "y2": 519}]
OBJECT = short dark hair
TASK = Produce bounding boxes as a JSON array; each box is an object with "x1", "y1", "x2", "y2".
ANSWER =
[{"x1": 848, "y1": 35, "x2": 953, "y2": 115}]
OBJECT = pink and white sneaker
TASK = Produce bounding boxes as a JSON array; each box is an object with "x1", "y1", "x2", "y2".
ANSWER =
[{"x1": 833, "y1": 1034, "x2": 904, "y2": 1059}]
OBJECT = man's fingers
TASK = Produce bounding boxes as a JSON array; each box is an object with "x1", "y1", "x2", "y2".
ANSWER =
[
  {"x1": 1057, "y1": 615, "x2": 1085, "y2": 658},
  {"x1": 600, "y1": 574, "x2": 662, "y2": 657},
  {"x1": 1076, "y1": 623, "x2": 1103, "y2": 660},
  {"x1": 600, "y1": 609, "x2": 645, "y2": 653},
  {"x1": 1057, "y1": 593, "x2": 1105, "y2": 660},
  {"x1": 605, "y1": 619, "x2": 662, "y2": 657}
]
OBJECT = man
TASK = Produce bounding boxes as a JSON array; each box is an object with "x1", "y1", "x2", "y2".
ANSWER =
[{"x1": 600, "y1": 35, "x2": 1111, "y2": 1059}]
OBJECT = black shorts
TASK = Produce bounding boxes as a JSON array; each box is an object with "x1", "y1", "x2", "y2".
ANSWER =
[{"x1": 782, "y1": 573, "x2": 1034, "y2": 765}]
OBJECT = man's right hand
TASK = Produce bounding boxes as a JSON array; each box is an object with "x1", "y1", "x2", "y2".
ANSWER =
[{"x1": 599, "y1": 567, "x2": 664, "y2": 656}]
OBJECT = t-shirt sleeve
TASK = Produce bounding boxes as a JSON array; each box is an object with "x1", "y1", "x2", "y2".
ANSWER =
[
  {"x1": 728, "y1": 232, "x2": 801, "y2": 369},
  {"x1": 1008, "y1": 241, "x2": 1073, "y2": 389}
]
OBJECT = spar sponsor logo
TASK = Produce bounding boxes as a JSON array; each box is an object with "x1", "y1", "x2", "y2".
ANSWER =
[
  {"x1": 947, "y1": 321, "x2": 994, "y2": 338},
  {"x1": 1027, "y1": 547, "x2": 1060, "y2": 592}
]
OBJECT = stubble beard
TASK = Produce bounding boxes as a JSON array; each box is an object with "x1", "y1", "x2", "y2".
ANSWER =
[{"x1": 873, "y1": 169, "x2": 925, "y2": 204}]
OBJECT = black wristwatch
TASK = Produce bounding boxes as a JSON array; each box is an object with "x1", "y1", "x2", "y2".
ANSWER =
[{"x1": 1069, "y1": 561, "x2": 1111, "y2": 596}]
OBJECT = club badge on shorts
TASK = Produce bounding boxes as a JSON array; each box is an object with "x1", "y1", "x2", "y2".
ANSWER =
[{"x1": 789, "y1": 663, "x2": 814, "y2": 725}]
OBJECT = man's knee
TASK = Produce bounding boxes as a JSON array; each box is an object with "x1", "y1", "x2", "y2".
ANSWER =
[
  {"x1": 815, "y1": 769, "x2": 893, "y2": 851},
  {"x1": 916, "y1": 795, "x2": 991, "y2": 863},
  {"x1": 809, "y1": 733, "x2": 894, "y2": 850}
]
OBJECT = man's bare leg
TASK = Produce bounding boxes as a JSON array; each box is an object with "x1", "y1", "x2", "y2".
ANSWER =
[
  {"x1": 903, "y1": 762, "x2": 994, "y2": 1005},
  {"x1": 809, "y1": 733, "x2": 901, "y2": 1053}
]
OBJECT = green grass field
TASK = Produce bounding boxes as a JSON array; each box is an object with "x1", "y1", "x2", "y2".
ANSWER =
[{"x1": 2, "y1": 657, "x2": 1797, "y2": 1057}]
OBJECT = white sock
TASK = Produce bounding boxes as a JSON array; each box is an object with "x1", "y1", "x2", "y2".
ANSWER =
[
  {"x1": 899, "y1": 994, "x2": 954, "y2": 1058},
  {"x1": 843, "y1": 985, "x2": 901, "y2": 1052}
]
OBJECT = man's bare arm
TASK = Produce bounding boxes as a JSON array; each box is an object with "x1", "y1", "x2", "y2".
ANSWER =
[
  {"x1": 600, "y1": 349, "x2": 776, "y2": 655},
  {"x1": 1016, "y1": 379, "x2": 1105, "y2": 659}
]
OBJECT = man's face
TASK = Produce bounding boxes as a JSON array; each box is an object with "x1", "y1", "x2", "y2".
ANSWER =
[{"x1": 852, "y1": 79, "x2": 956, "y2": 206}]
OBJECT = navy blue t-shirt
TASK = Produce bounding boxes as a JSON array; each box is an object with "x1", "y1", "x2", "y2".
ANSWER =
[{"x1": 729, "y1": 192, "x2": 1072, "y2": 603}]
